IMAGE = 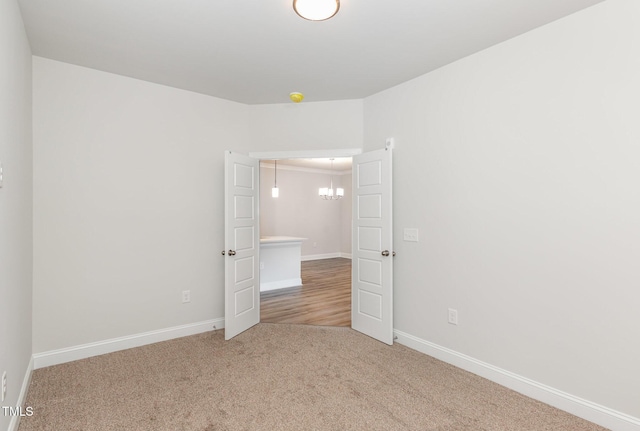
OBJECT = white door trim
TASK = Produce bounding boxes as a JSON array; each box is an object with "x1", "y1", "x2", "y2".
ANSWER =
[{"x1": 249, "y1": 148, "x2": 362, "y2": 160}]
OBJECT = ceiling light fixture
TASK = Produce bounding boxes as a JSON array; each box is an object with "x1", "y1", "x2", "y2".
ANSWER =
[
  {"x1": 293, "y1": 0, "x2": 340, "y2": 21},
  {"x1": 319, "y1": 159, "x2": 344, "y2": 200}
]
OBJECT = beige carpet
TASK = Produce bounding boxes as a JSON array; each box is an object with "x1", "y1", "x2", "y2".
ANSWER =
[{"x1": 19, "y1": 324, "x2": 607, "y2": 431}]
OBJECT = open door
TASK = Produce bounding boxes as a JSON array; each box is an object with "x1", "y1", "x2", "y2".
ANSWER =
[
  {"x1": 352, "y1": 147, "x2": 393, "y2": 344},
  {"x1": 224, "y1": 151, "x2": 260, "y2": 340}
]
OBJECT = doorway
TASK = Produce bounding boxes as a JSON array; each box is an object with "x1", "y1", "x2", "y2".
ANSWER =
[
  {"x1": 225, "y1": 147, "x2": 393, "y2": 344},
  {"x1": 258, "y1": 157, "x2": 352, "y2": 327}
]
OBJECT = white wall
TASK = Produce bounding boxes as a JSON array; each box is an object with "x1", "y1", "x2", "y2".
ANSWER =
[
  {"x1": 32, "y1": 57, "x2": 251, "y2": 353},
  {"x1": 364, "y1": 0, "x2": 639, "y2": 420},
  {"x1": 248, "y1": 100, "x2": 363, "y2": 152},
  {"x1": 0, "y1": 1, "x2": 33, "y2": 429},
  {"x1": 339, "y1": 170, "x2": 353, "y2": 256},
  {"x1": 259, "y1": 164, "x2": 351, "y2": 258},
  {"x1": 32, "y1": 59, "x2": 364, "y2": 353}
]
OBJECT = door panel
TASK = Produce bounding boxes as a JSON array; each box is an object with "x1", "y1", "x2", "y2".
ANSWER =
[
  {"x1": 224, "y1": 151, "x2": 260, "y2": 340},
  {"x1": 358, "y1": 289, "x2": 383, "y2": 320},
  {"x1": 352, "y1": 148, "x2": 393, "y2": 344},
  {"x1": 358, "y1": 258, "x2": 382, "y2": 285},
  {"x1": 358, "y1": 226, "x2": 382, "y2": 252},
  {"x1": 235, "y1": 227, "x2": 255, "y2": 251},
  {"x1": 357, "y1": 195, "x2": 382, "y2": 218}
]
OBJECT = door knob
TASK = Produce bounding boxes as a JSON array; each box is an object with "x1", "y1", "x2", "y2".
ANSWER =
[
  {"x1": 381, "y1": 250, "x2": 390, "y2": 256},
  {"x1": 228, "y1": 250, "x2": 237, "y2": 256},
  {"x1": 221, "y1": 250, "x2": 225, "y2": 255}
]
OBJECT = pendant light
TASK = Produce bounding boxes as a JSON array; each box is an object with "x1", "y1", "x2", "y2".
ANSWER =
[
  {"x1": 293, "y1": 0, "x2": 340, "y2": 21},
  {"x1": 319, "y1": 159, "x2": 344, "y2": 200},
  {"x1": 272, "y1": 160, "x2": 279, "y2": 198}
]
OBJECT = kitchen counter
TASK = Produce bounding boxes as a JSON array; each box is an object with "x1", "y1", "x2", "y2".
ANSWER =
[{"x1": 260, "y1": 236, "x2": 307, "y2": 291}]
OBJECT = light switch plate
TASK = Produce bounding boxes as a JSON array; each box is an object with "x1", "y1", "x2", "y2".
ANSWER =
[
  {"x1": 0, "y1": 160, "x2": 3, "y2": 188},
  {"x1": 403, "y1": 228, "x2": 419, "y2": 242}
]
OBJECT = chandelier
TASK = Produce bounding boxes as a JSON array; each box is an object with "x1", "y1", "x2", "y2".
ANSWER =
[{"x1": 319, "y1": 158, "x2": 344, "y2": 200}]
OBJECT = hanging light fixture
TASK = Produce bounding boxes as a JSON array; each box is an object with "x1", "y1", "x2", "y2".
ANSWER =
[
  {"x1": 319, "y1": 158, "x2": 344, "y2": 200},
  {"x1": 272, "y1": 160, "x2": 279, "y2": 198},
  {"x1": 293, "y1": 0, "x2": 340, "y2": 21}
]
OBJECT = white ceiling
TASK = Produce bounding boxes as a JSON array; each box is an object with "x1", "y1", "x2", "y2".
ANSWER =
[{"x1": 18, "y1": 0, "x2": 604, "y2": 105}]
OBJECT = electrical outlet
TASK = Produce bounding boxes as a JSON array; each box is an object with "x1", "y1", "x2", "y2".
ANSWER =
[
  {"x1": 2, "y1": 371, "x2": 7, "y2": 402},
  {"x1": 182, "y1": 290, "x2": 191, "y2": 303},
  {"x1": 448, "y1": 308, "x2": 458, "y2": 325}
]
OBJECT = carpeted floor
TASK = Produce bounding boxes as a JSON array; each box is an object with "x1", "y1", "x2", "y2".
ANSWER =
[{"x1": 19, "y1": 324, "x2": 608, "y2": 431}]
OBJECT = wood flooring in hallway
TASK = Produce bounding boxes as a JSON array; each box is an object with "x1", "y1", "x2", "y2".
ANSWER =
[{"x1": 260, "y1": 257, "x2": 351, "y2": 327}]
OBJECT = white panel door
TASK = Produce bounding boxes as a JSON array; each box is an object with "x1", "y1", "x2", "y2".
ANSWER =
[
  {"x1": 224, "y1": 151, "x2": 260, "y2": 340},
  {"x1": 352, "y1": 147, "x2": 393, "y2": 345}
]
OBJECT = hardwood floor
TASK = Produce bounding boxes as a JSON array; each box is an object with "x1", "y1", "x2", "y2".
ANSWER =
[{"x1": 260, "y1": 258, "x2": 351, "y2": 327}]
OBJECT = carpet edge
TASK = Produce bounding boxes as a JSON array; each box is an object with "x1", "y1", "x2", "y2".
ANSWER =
[
  {"x1": 32, "y1": 318, "x2": 224, "y2": 369},
  {"x1": 394, "y1": 329, "x2": 640, "y2": 431}
]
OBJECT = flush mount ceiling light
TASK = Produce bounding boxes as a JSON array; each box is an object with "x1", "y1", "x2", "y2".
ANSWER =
[{"x1": 293, "y1": 0, "x2": 340, "y2": 21}]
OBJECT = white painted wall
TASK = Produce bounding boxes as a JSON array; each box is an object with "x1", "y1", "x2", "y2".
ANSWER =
[
  {"x1": 0, "y1": 1, "x2": 33, "y2": 430},
  {"x1": 364, "y1": 0, "x2": 640, "y2": 420},
  {"x1": 32, "y1": 57, "x2": 251, "y2": 353},
  {"x1": 340, "y1": 170, "x2": 353, "y2": 256},
  {"x1": 248, "y1": 100, "x2": 363, "y2": 152},
  {"x1": 259, "y1": 164, "x2": 351, "y2": 258},
  {"x1": 32, "y1": 59, "x2": 364, "y2": 353}
]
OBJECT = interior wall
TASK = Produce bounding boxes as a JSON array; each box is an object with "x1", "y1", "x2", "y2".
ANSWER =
[
  {"x1": 259, "y1": 164, "x2": 351, "y2": 258},
  {"x1": 0, "y1": 1, "x2": 33, "y2": 428},
  {"x1": 364, "y1": 0, "x2": 639, "y2": 419},
  {"x1": 32, "y1": 57, "x2": 251, "y2": 353},
  {"x1": 248, "y1": 100, "x2": 363, "y2": 152},
  {"x1": 340, "y1": 170, "x2": 353, "y2": 256},
  {"x1": 32, "y1": 58, "x2": 364, "y2": 353}
]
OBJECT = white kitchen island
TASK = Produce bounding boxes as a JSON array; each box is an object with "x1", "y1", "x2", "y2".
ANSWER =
[{"x1": 259, "y1": 236, "x2": 306, "y2": 291}]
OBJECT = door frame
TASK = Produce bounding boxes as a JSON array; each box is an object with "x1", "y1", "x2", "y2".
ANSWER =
[
  {"x1": 242, "y1": 147, "x2": 393, "y2": 343},
  {"x1": 249, "y1": 148, "x2": 362, "y2": 162}
]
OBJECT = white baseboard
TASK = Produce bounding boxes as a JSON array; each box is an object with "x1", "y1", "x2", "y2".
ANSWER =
[
  {"x1": 301, "y1": 252, "x2": 351, "y2": 261},
  {"x1": 33, "y1": 318, "x2": 224, "y2": 369},
  {"x1": 7, "y1": 356, "x2": 34, "y2": 431},
  {"x1": 394, "y1": 329, "x2": 640, "y2": 431},
  {"x1": 260, "y1": 278, "x2": 302, "y2": 291}
]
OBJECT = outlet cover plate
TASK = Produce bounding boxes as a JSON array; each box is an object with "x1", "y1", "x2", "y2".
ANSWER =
[
  {"x1": 448, "y1": 308, "x2": 458, "y2": 325},
  {"x1": 403, "y1": 228, "x2": 419, "y2": 242}
]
